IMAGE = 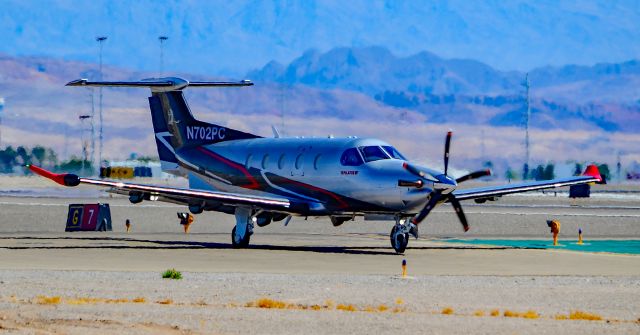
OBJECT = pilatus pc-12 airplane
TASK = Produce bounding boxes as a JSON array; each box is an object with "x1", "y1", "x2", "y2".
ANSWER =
[{"x1": 29, "y1": 77, "x2": 604, "y2": 253}]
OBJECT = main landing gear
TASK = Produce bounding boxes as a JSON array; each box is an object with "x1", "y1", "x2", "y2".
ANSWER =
[
  {"x1": 390, "y1": 217, "x2": 419, "y2": 254},
  {"x1": 232, "y1": 207, "x2": 255, "y2": 248}
]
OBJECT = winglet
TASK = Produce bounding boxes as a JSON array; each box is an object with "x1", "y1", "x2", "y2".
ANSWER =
[
  {"x1": 583, "y1": 164, "x2": 604, "y2": 184},
  {"x1": 28, "y1": 165, "x2": 81, "y2": 187}
]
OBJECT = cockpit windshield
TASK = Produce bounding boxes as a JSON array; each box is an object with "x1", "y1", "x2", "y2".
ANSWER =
[
  {"x1": 382, "y1": 146, "x2": 407, "y2": 160},
  {"x1": 358, "y1": 146, "x2": 390, "y2": 162}
]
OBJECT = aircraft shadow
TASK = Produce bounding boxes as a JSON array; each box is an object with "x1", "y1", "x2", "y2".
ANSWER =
[{"x1": 0, "y1": 236, "x2": 536, "y2": 255}]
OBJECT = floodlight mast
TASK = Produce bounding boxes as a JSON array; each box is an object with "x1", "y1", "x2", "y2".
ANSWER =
[
  {"x1": 159, "y1": 36, "x2": 168, "y2": 77},
  {"x1": 523, "y1": 73, "x2": 531, "y2": 179},
  {"x1": 96, "y1": 36, "x2": 107, "y2": 172}
]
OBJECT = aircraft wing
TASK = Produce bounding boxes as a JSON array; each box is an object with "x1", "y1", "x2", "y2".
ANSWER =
[
  {"x1": 452, "y1": 175, "x2": 600, "y2": 201},
  {"x1": 28, "y1": 165, "x2": 291, "y2": 211}
]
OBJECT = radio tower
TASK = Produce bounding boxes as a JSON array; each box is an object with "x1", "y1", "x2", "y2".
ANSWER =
[{"x1": 522, "y1": 73, "x2": 531, "y2": 180}]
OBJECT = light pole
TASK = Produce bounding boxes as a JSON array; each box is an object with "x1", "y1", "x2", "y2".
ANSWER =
[
  {"x1": 79, "y1": 114, "x2": 91, "y2": 174},
  {"x1": 96, "y1": 36, "x2": 107, "y2": 171},
  {"x1": 159, "y1": 36, "x2": 168, "y2": 77},
  {"x1": 522, "y1": 73, "x2": 531, "y2": 180},
  {"x1": 0, "y1": 98, "x2": 4, "y2": 148}
]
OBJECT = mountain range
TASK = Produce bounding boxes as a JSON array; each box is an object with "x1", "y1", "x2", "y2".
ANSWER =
[
  {"x1": 0, "y1": 46, "x2": 638, "y2": 171},
  {"x1": 249, "y1": 46, "x2": 640, "y2": 132}
]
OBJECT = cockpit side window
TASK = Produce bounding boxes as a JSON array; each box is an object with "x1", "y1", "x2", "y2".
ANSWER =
[
  {"x1": 359, "y1": 146, "x2": 390, "y2": 162},
  {"x1": 340, "y1": 148, "x2": 363, "y2": 166},
  {"x1": 382, "y1": 146, "x2": 407, "y2": 160}
]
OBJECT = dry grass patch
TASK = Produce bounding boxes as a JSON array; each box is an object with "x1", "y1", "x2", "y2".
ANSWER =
[
  {"x1": 503, "y1": 310, "x2": 539, "y2": 319},
  {"x1": 246, "y1": 298, "x2": 287, "y2": 309},
  {"x1": 336, "y1": 304, "x2": 357, "y2": 312},
  {"x1": 36, "y1": 296, "x2": 61, "y2": 305},
  {"x1": 555, "y1": 311, "x2": 603, "y2": 321},
  {"x1": 156, "y1": 299, "x2": 173, "y2": 305},
  {"x1": 243, "y1": 298, "x2": 406, "y2": 314}
]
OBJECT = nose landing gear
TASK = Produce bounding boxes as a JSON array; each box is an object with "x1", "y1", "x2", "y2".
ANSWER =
[
  {"x1": 390, "y1": 217, "x2": 418, "y2": 254},
  {"x1": 390, "y1": 225, "x2": 408, "y2": 254}
]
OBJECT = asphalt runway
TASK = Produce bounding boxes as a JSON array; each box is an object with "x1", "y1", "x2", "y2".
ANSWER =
[
  {"x1": 0, "y1": 188, "x2": 639, "y2": 334},
  {"x1": 0, "y1": 194, "x2": 639, "y2": 275}
]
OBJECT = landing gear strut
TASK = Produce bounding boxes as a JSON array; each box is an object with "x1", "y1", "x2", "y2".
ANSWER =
[
  {"x1": 232, "y1": 207, "x2": 254, "y2": 248},
  {"x1": 389, "y1": 217, "x2": 418, "y2": 254}
]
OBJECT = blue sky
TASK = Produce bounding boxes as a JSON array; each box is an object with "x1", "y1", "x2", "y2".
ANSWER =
[{"x1": 1, "y1": 0, "x2": 639, "y2": 76}]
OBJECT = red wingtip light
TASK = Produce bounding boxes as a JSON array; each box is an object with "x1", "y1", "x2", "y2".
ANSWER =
[
  {"x1": 402, "y1": 162, "x2": 408, "y2": 169},
  {"x1": 28, "y1": 165, "x2": 80, "y2": 187},
  {"x1": 583, "y1": 164, "x2": 603, "y2": 183}
]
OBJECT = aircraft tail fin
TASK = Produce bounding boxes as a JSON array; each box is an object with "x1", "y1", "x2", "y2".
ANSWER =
[{"x1": 67, "y1": 77, "x2": 261, "y2": 173}]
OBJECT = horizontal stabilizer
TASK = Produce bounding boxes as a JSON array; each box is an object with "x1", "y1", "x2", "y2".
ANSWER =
[{"x1": 66, "y1": 77, "x2": 253, "y2": 91}]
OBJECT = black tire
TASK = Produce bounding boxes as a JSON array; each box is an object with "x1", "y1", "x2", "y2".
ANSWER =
[
  {"x1": 231, "y1": 226, "x2": 251, "y2": 248},
  {"x1": 389, "y1": 226, "x2": 409, "y2": 254}
]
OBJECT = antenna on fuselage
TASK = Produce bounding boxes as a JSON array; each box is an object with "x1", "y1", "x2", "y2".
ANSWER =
[{"x1": 271, "y1": 125, "x2": 281, "y2": 138}]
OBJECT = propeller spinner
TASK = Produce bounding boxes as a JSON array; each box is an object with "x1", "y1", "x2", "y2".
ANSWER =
[{"x1": 403, "y1": 132, "x2": 491, "y2": 232}]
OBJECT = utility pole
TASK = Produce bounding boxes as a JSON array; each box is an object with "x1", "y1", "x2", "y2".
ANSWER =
[
  {"x1": 0, "y1": 98, "x2": 4, "y2": 148},
  {"x1": 96, "y1": 36, "x2": 107, "y2": 170},
  {"x1": 79, "y1": 115, "x2": 91, "y2": 174},
  {"x1": 522, "y1": 73, "x2": 531, "y2": 180},
  {"x1": 480, "y1": 128, "x2": 486, "y2": 165},
  {"x1": 617, "y1": 151, "x2": 622, "y2": 183},
  {"x1": 159, "y1": 36, "x2": 168, "y2": 77},
  {"x1": 87, "y1": 88, "x2": 95, "y2": 173}
]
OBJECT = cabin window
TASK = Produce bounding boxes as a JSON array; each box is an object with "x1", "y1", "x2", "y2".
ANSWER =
[
  {"x1": 245, "y1": 154, "x2": 252, "y2": 168},
  {"x1": 313, "y1": 154, "x2": 322, "y2": 170},
  {"x1": 359, "y1": 146, "x2": 389, "y2": 162},
  {"x1": 261, "y1": 154, "x2": 269, "y2": 169},
  {"x1": 382, "y1": 146, "x2": 407, "y2": 160},
  {"x1": 278, "y1": 154, "x2": 286, "y2": 169},
  {"x1": 295, "y1": 153, "x2": 304, "y2": 169},
  {"x1": 340, "y1": 148, "x2": 363, "y2": 166}
]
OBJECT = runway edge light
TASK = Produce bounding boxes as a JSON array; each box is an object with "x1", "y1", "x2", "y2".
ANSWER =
[
  {"x1": 402, "y1": 259, "x2": 407, "y2": 278},
  {"x1": 578, "y1": 228, "x2": 583, "y2": 245}
]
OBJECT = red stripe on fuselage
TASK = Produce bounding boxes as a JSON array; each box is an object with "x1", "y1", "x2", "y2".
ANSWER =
[
  {"x1": 277, "y1": 178, "x2": 349, "y2": 209},
  {"x1": 196, "y1": 147, "x2": 260, "y2": 189},
  {"x1": 196, "y1": 147, "x2": 348, "y2": 209}
]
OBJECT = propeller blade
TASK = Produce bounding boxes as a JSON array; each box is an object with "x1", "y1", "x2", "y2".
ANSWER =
[
  {"x1": 448, "y1": 195, "x2": 470, "y2": 232},
  {"x1": 456, "y1": 169, "x2": 492, "y2": 183},
  {"x1": 444, "y1": 131, "x2": 452, "y2": 175},
  {"x1": 402, "y1": 162, "x2": 437, "y2": 182},
  {"x1": 412, "y1": 192, "x2": 441, "y2": 224}
]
